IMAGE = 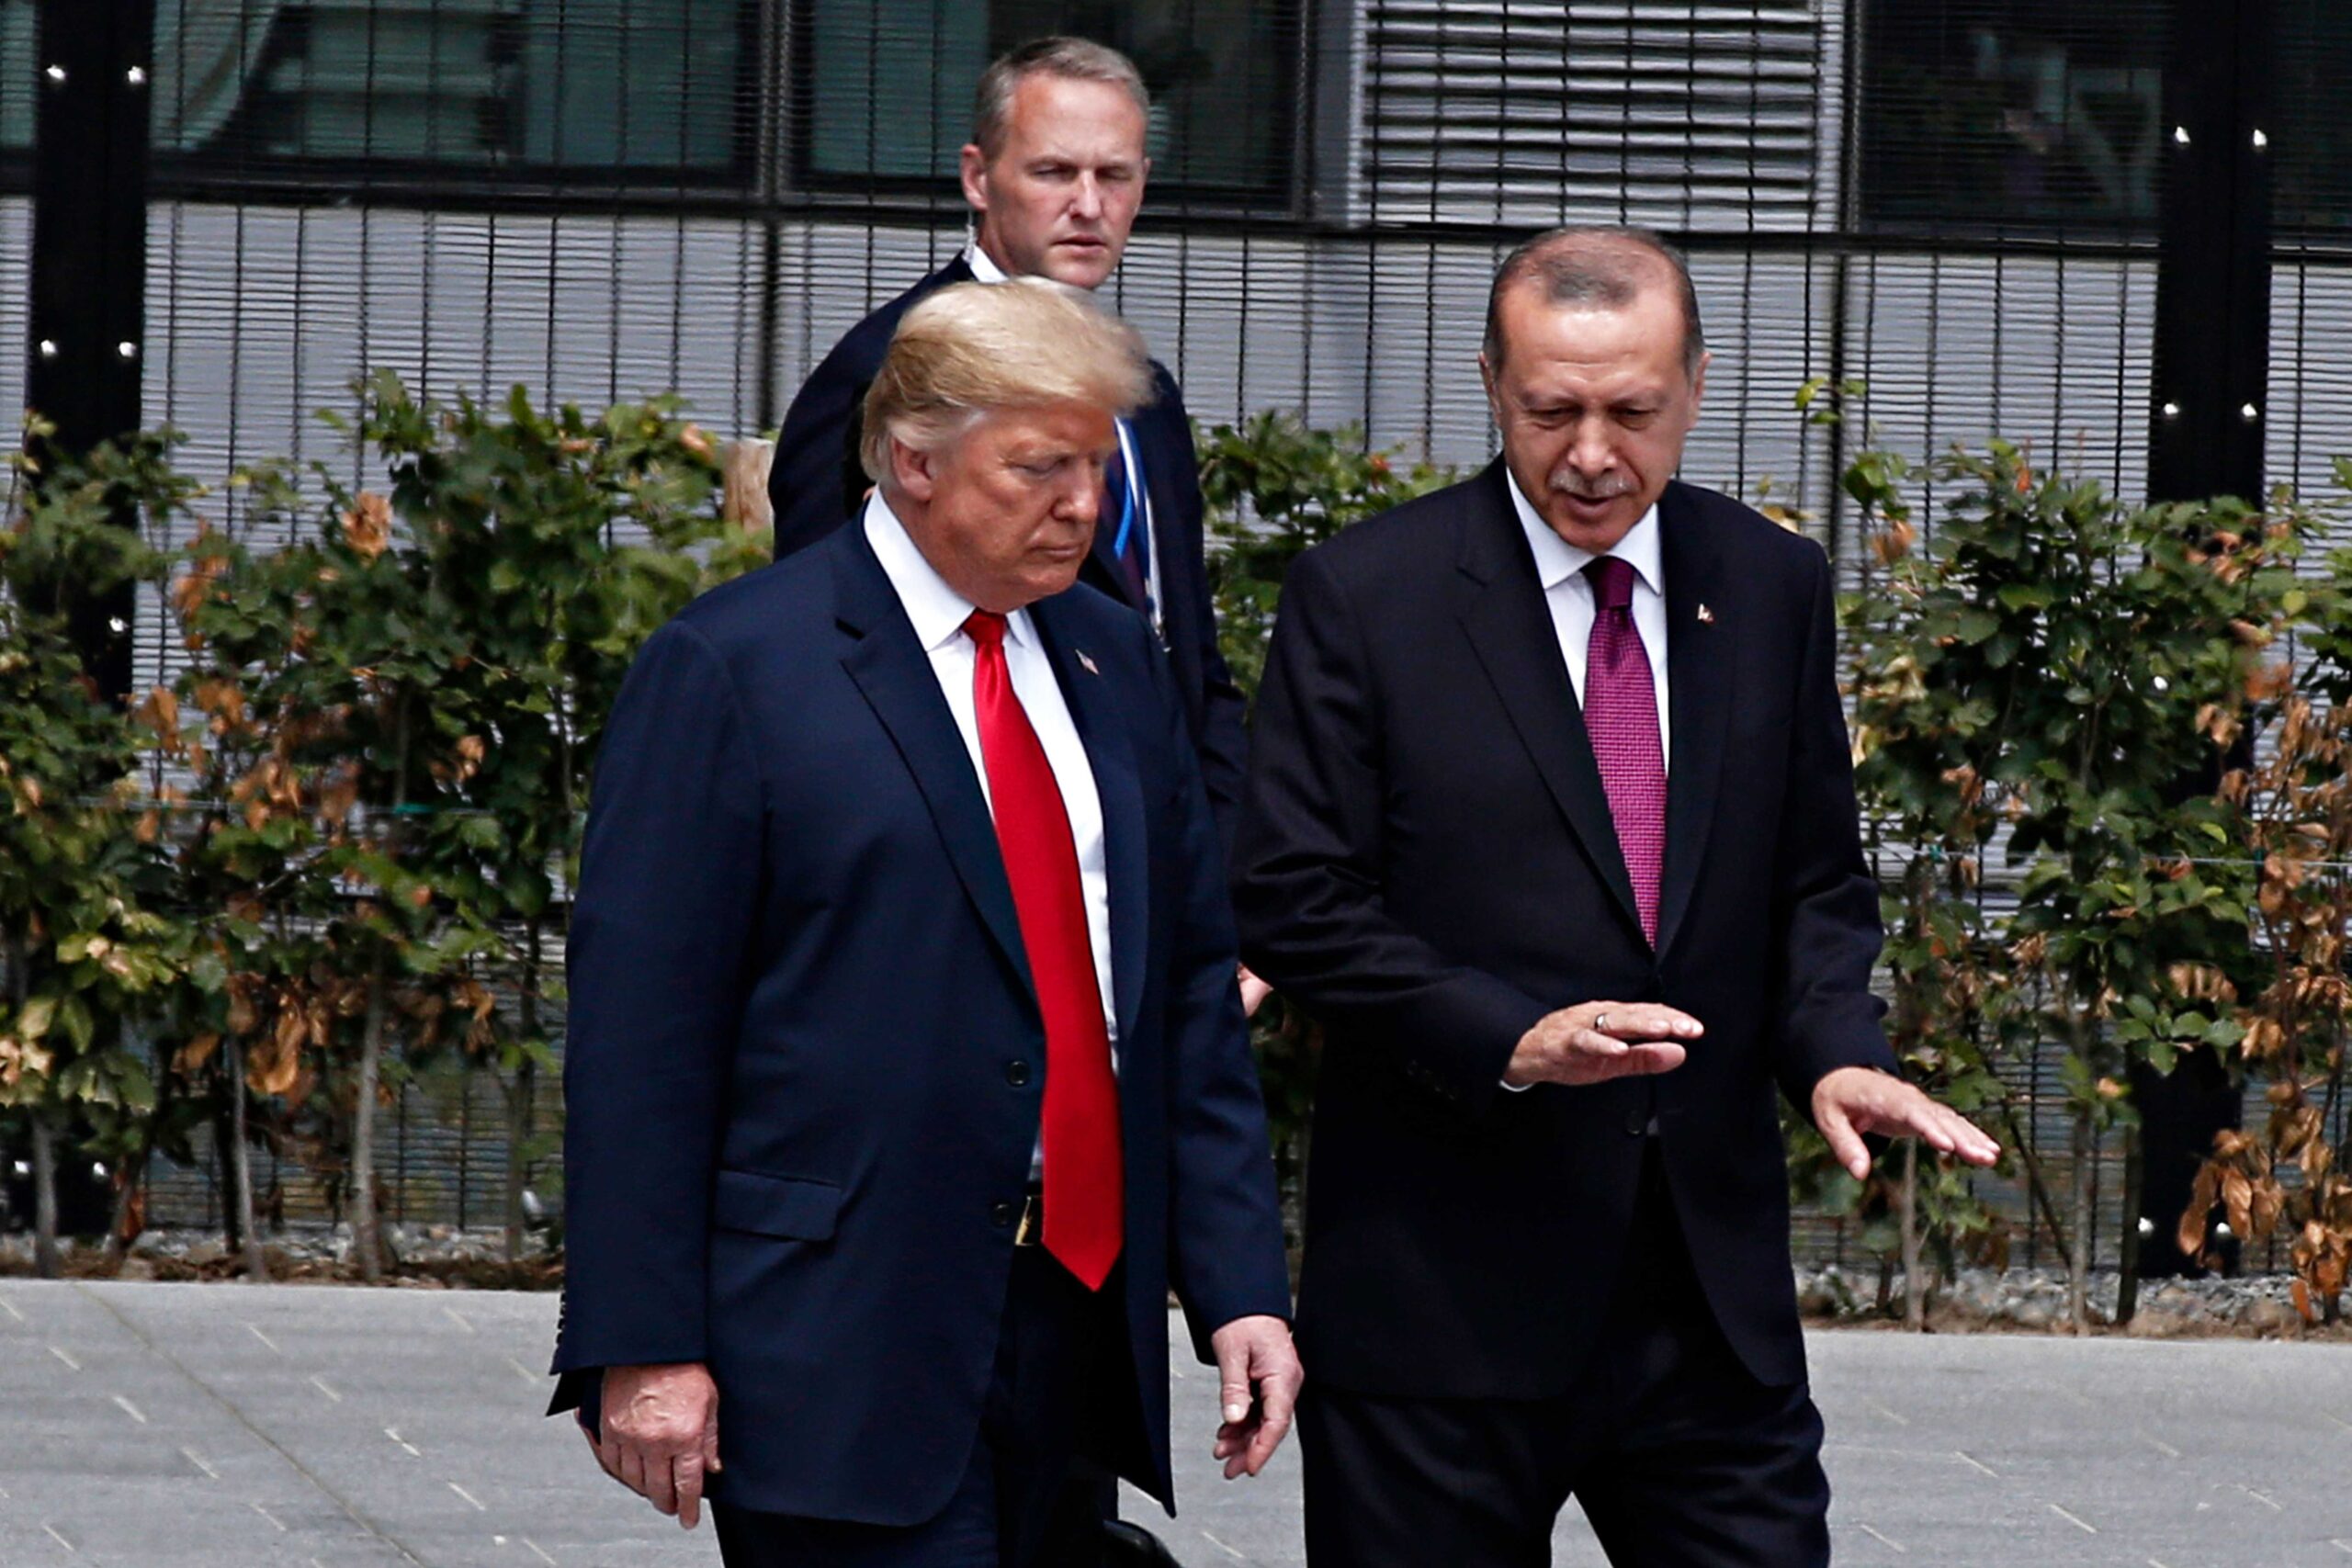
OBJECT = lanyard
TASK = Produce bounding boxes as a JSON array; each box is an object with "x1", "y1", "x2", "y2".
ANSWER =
[{"x1": 1108, "y1": 420, "x2": 1147, "y2": 568}]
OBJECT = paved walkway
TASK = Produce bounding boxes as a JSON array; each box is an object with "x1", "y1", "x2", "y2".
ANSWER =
[{"x1": 2, "y1": 1280, "x2": 2348, "y2": 1565}]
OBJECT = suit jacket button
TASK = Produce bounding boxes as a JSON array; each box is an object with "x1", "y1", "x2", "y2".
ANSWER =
[
  {"x1": 990, "y1": 1201, "x2": 1018, "y2": 1228},
  {"x1": 1624, "y1": 1111, "x2": 1648, "y2": 1136},
  {"x1": 1004, "y1": 1060, "x2": 1033, "y2": 1088}
]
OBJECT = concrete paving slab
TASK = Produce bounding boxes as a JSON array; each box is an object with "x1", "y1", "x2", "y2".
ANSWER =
[{"x1": 2, "y1": 1280, "x2": 2347, "y2": 1566}]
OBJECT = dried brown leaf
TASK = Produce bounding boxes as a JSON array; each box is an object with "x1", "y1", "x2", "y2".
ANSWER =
[
  {"x1": 2222, "y1": 1168, "x2": 2254, "y2": 1238},
  {"x1": 343, "y1": 492, "x2": 393, "y2": 560},
  {"x1": 2179, "y1": 1163, "x2": 2221, "y2": 1258},
  {"x1": 172, "y1": 1032, "x2": 220, "y2": 1077}
]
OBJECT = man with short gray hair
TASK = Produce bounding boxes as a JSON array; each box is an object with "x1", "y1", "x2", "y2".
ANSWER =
[
  {"x1": 767, "y1": 38, "x2": 1250, "y2": 874},
  {"x1": 1235, "y1": 226, "x2": 1997, "y2": 1566},
  {"x1": 554, "y1": 279, "x2": 1298, "y2": 1568}
]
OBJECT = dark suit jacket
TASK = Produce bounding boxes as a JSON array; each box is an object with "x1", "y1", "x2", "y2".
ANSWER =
[
  {"x1": 767, "y1": 257, "x2": 1249, "y2": 849},
  {"x1": 1231, "y1": 465, "x2": 1895, "y2": 1398},
  {"x1": 549, "y1": 520, "x2": 1291, "y2": 1523}
]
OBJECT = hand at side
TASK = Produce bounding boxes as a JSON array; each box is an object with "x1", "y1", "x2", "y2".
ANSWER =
[
  {"x1": 586, "y1": 1361, "x2": 722, "y2": 1529},
  {"x1": 1208, "y1": 1314, "x2": 1302, "y2": 1480},
  {"x1": 1238, "y1": 964, "x2": 1274, "y2": 1019}
]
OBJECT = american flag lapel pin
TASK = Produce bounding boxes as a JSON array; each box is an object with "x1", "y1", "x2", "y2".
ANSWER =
[
  {"x1": 1076, "y1": 649, "x2": 1101, "y2": 675},
  {"x1": 1696, "y1": 604, "x2": 1715, "y2": 625}
]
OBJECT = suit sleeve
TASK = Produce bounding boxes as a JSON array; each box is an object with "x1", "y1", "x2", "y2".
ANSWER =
[
  {"x1": 549, "y1": 619, "x2": 763, "y2": 1398},
  {"x1": 1148, "y1": 379, "x2": 1250, "y2": 853},
  {"x1": 768, "y1": 346, "x2": 872, "y2": 559},
  {"x1": 1149, "y1": 630, "x2": 1295, "y2": 1359},
  {"x1": 1232, "y1": 547, "x2": 1551, "y2": 1118},
  {"x1": 1770, "y1": 547, "x2": 1899, "y2": 1110}
]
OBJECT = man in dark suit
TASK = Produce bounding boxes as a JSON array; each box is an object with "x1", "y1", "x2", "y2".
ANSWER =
[
  {"x1": 553, "y1": 278, "x2": 1298, "y2": 1568},
  {"x1": 767, "y1": 39, "x2": 1250, "y2": 882},
  {"x1": 1232, "y1": 228, "x2": 2000, "y2": 1566}
]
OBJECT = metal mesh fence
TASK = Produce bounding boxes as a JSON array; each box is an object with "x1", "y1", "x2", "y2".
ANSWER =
[{"x1": 2, "y1": 2, "x2": 2347, "y2": 1269}]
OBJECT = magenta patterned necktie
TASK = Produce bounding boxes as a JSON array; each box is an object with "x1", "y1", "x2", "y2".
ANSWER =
[{"x1": 1583, "y1": 556, "x2": 1665, "y2": 946}]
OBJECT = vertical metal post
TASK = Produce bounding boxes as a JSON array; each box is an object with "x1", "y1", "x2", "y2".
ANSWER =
[
  {"x1": 2148, "y1": 0, "x2": 2274, "y2": 504},
  {"x1": 25, "y1": 0, "x2": 154, "y2": 702},
  {"x1": 2136, "y1": 0, "x2": 2277, "y2": 1279}
]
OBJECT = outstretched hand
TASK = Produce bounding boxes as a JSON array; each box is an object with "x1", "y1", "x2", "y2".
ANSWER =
[
  {"x1": 1811, "y1": 1066, "x2": 2001, "y2": 1179},
  {"x1": 1503, "y1": 1001, "x2": 1702, "y2": 1088}
]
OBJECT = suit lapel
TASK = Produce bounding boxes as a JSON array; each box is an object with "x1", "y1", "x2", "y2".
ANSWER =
[
  {"x1": 1656, "y1": 484, "x2": 1730, "y2": 959},
  {"x1": 830, "y1": 526, "x2": 1035, "y2": 994},
  {"x1": 1031, "y1": 600, "x2": 1148, "y2": 1046},
  {"x1": 1454, "y1": 464, "x2": 1645, "y2": 942}
]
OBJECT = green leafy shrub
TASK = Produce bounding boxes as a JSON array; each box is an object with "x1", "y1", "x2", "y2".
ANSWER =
[
  {"x1": 1832, "y1": 375, "x2": 2316, "y2": 1326},
  {"x1": 0, "y1": 428, "x2": 196, "y2": 1275}
]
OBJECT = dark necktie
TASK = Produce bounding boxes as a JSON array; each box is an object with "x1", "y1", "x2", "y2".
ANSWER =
[
  {"x1": 963, "y1": 610, "x2": 1123, "y2": 1290},
  {"x1": 1583, "y1": 556, "x2": 1666, "y2": 946},
  {"x1": 1103, "y1": 428, "x2": 1152, "y2": 612}
]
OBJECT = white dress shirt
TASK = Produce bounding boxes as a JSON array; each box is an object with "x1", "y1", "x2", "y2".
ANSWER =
[
  {"x1": 863, "y1": 493, "x2": 1120, "y2": 1057},
  {"x1": 964, "y1": 241, "x2": 1162, "y2": 627},
  {"x1": 1499, "y1": 477, "x2": 1671, "y2": 1094},
  {"x1": 1504, "y1": 472, "x2": 1671, "y2": 768}
]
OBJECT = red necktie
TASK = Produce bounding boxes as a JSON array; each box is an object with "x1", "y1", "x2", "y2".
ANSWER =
[
  {"x1": 1583, "y1": 557, "x2": 1666, "y2": 946},
  {"x1": 964, "y1": 610, "x2": 1124, "y2": 1290}
]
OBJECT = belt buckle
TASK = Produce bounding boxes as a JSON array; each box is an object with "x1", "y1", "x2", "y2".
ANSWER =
[{"x1": 1013, "y1": 1191, "x2": 1045, "y2": 1247}]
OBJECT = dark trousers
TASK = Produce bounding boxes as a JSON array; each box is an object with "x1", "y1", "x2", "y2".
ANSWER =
[
  {"x1": 1300, "y1": 1148, "x2": 1830, "y2": 1568},
  {"x1": 713, "y1": 1246, "x2": 1129, "y2": 1568}
]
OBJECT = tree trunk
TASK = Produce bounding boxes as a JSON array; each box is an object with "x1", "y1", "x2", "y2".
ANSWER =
[
  {"x1": 104, "y1": 1160, "x2": 139, "y2": 1262},
  {"x1": 103, "y1": 1109, "x2": 151, "y2": 1266},
  {"x1": 2068, "y1": 1102, "x2": 2094, "y2": 1332},
  {"x1": 2115, "y1": 1118, "x2": 2144, "y2": 1326},
  {"x1": 214, "y1": 1098, "x2": 243, "y2": 1249},
  {"x1": 2000, "y1": 1103, "x2": 2073, "y2": 1270},
  {"x1": 351, "y1": 693, "x2": 415, "y2": 1285},
  {"x1": 1900, "y1": 1138, "x2": 1926, "y2": 1331},
  {"x1": 225, "y1": 1035, "x2": 267, "y2": 1281},
  {"x1": 352, "y1": 950, "x2": 389, "y2": 1283},
  {"x1": 504, "y1": 919, "x2": 543, "y2": 1266},
  {"x1": 30, "y1": 1112, "x2": 60, "y2": 1280}
]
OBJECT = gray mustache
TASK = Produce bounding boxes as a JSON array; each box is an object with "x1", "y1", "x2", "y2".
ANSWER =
[{"x1": 1549, "y1": 473, "x2": 1634, "y2": 502}]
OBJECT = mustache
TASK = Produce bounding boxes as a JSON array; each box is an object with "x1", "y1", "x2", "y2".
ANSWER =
[{"x1": 1548, "y1": 469, "x2": 1635, "y2": 502}]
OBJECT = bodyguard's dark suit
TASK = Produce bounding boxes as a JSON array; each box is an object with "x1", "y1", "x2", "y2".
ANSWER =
[
  {"x1": 768, "y1": 257, "x2": 1249, "y2": 846},
  {"x1": 550, "y1": 520, "x2": 1291, "y2": 1530},
  {"x1": 1232, "y1": 466, "x2": 1895, "y2": 1562}
]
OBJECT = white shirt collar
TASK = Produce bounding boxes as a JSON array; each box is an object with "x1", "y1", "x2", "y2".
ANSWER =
[
  {"x1": 863, "y1": 491, "x2": 1034, "y2": 652},
  {"x1": 1503, "y1": 468, "x2": 1663, "y2": 597},
  {"x1": 964, "y1": 240, "x2": 1012, "y2": 286}
]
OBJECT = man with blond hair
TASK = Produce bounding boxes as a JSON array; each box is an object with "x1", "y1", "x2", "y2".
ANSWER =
[
  {"x1": 767, "y1": 38, "x2": 1250, "y2": 875},
  {"x1": 552, "y1": 279, "x2": 1298, "y2": 1568}
]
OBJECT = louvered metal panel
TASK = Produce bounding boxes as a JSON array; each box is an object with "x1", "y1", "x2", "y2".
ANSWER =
[
  {"x1": 1355, "y1": 1, "x2": 1834, "y2": 231},
  {"x1": 0, "y1": 195, "x2": 25, "y2": 429},
  {"x1": 2267, "y1": 262, "x2": 2352, "y2": 537}
]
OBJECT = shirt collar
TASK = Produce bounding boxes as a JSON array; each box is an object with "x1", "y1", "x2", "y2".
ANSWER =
[
  {"x1": 863, "y1": 491, "x2": 1034, "y2": 652},
  {"x1": 963, "y1": 239, "x2": 1012, "y2": 286},
  {"x1": 1503, "y1": 468, "x2": 1663, "y2": 597}
]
